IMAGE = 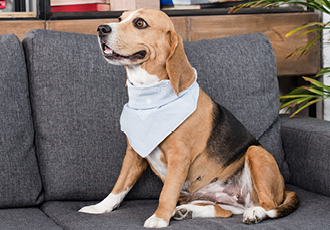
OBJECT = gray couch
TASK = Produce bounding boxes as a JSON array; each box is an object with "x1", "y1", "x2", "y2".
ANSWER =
[{"x1": 1, "y1": 29, "x2": 330, "y2": 230}]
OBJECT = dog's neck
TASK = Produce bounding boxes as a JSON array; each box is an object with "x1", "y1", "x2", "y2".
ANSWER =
[
  {"x1": 125, "y1": 64, "x2": 160, "y2": 86},
  {"x1": 121, "y1": 69, "x2": 199, "y2": 157}
]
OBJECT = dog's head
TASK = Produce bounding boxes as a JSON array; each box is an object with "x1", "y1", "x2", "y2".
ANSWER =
[{"x1": 97, "y1": 8, "x2": 195, "y2": 95}]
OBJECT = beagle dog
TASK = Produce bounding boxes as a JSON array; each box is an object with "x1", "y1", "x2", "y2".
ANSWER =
[{"x1": 79, "y1": 8, "x2": 299, "y2": 228}]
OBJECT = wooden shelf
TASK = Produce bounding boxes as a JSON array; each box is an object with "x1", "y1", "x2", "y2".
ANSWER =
[
  {"x1": 0, "y1": 12, "x2": 37, "y2": 18},
  {"x1": 0, "y1": 20, "x2": 44, "y2": 39},
  {"x1": 46, "y1": 6, "x2": 306, "y2": 20},
  {"x1": 185, "y1": 12, "x2": 321, "y2": 76},
  {"x1": 0, "y1": 12, "x2": 321, "y2": 77}
]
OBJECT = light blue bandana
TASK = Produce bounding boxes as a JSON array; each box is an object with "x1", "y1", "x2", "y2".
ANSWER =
[{"x1": 120, "y1": 69, "x2": 200, "y2": 158}]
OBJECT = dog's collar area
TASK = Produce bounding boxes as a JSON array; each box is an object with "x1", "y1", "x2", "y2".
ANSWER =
[
  {"x1": 101, "y1": 42, "x2": 146, "y2": 60},
  {"x1": 120, "y1": 68, "x2": 199, "y2": 158},
  {"x1": 126, "y1": 69, "x2": 198, "y2": 110}
]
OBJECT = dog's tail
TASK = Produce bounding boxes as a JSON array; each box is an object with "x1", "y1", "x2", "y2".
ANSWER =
[{"x1": 272, "y1": 189, "x2": 299, "y2": 219}]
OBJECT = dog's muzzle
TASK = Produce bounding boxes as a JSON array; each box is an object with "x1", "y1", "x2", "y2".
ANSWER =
[{"x1": 97, "y1": 24, "x2": 146, "y2": 61}]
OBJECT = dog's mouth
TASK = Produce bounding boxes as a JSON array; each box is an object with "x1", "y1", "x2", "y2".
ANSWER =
[{"x1": 101, "y1": 43, "x2": 146, "y2": 60}]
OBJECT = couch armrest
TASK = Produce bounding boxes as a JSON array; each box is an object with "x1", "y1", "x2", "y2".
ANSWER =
[{"x1": 281, "y1": 117, "x2": 330, "y2": 197}]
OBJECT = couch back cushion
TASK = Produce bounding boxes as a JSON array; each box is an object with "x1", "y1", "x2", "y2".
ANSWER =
[
  {"x1": 23, "y1": 29, "x2": 162, "y2": 201},
  {"x1": 23, "y1": 29, "x2": 289, "y2": 201},
  {"x1": 0, "y1": 34, "x2": 43, "y2": 207}
]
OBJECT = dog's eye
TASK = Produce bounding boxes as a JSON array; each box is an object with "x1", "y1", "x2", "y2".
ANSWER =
[
  {"x1": 133, "y1": 18, "x2": 149, "y2": 29},
  {"x1": 118, "y1": 17, "x2": 122, "y2": 22}
]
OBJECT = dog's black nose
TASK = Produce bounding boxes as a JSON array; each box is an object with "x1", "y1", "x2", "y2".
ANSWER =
[{"x1": 97, "y1": 25, "x2": 112, "y2": 37}]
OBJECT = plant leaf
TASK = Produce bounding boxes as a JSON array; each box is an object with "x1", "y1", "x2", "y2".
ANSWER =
[
  {"x1": 302, "y1": 76, "x2": 330, "y2": 94},
  {"x1": 280, "y1": 97, "x2": 313, "y2": 110},
  {"x1": 285, "y1": 22, "x2": 326, "y2": 37},
  {"x1": 280, "y1": 95, "x2": 317, "y2": 99},
  {"x1": 298, "y1": 27, "x2": 327, "y2": 39},
  {"x1": 317, "y1": 67, "x2": 330, "y2": 77},
  {"x1": 286, "y1": 34, "x2": 323, "y2": 58},
  {"x1": 285, "y1": 86, "x2": 310, "y2": 96},
  {"x1": 229, "y1": 0, "x2": 330, "y2": 15},
  {"x1": 290, "y1": 98, "x2": 325, "y2": 117}
]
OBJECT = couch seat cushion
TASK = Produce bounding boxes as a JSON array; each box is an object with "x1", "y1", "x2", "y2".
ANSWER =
[
  {"x1": 0, "y1": 207, "x2": 63, "y2": 230},
  {"x1": 40, "y1": 185, "x2": 330, "y2": 230}
]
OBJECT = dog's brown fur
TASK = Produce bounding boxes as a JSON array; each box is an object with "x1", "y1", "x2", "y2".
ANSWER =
[{"x1": 79, "y1": 9, "x2": 299, "y2": 228}]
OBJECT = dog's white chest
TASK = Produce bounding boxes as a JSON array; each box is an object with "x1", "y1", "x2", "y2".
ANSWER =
[
  {"x1": 125, "y1": 65, "x2": 159, "y2": 86},
  {"x1": 146, "y1": 147, "x2": 167, "y2": 180}
]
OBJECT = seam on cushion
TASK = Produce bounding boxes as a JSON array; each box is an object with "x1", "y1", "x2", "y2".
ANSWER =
[
  {"x1": 23, "y1": 30, "x2": 46, "y2": 205},
  {"x1": 256, "y1": 115, "x2": 280, "y2": 141}
]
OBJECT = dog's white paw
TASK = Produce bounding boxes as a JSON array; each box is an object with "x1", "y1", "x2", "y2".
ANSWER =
[
  {"x1": 144, "y1": 215, "x2": 168, "y2": 228},
  {"x1": 243, "y1": 206, "x2": 267, "y2": 224},
  {"x1": 79, "y1": 201, "x2": 118, "y2": 214},
  {"x1": 79, "y1": 193, "x2": 122, "y2": 214}
]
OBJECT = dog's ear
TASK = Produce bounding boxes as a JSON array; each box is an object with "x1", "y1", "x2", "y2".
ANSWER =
[{"x1": 166, "y1": 31, "x2": 195, "y2": 96}]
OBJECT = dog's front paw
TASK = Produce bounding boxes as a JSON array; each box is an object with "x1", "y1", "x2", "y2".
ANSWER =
[
  {"x1": 79, "y1": 193, "x2": 122, "y2": 214},
  {"x1": 79, "y1": 202, "x2": 118, "y2": 214},
  {"x1": 144, "y1": 215, "x2": 169, "y2": 228},
  {"x1": 243, "y1": 206, "x2": 267, "y2": 224},
  {"x1": 79, "y1": 204, "x2": 110, "y2": 214}
]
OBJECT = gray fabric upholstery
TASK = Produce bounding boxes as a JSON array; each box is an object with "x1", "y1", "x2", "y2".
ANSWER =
[
  {"x1": 22, "y1": 29, "x2": 162, "y2": 201},
  {"x1": 0, "y1": 207, "x2": 63, "y2": 230},
  {"x1": 281, "y1": 117, "x2": 330, "y2": 197},
  {"x1": 0, "y1": 34, "x2": 43, "y2": 208},
  {"x1": 184, "y1": 34, "x2": 289, "y2": 181},
  {"x1": 22, "y1": 29, "x2": 289, "y2": 202},
  {"x1": 40, "y1": 185, "x2": 330, "y2": 230}
]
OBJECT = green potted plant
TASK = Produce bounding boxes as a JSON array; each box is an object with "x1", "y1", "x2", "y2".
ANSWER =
[{"x1": 230, "y1": 0, "x2": 330, "y2": 117}]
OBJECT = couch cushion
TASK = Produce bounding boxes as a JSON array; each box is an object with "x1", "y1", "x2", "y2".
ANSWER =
[
  {"x1": 22, "y1": 29, "x2": 163, "y2": 201},
  {"x1": 0, "y1": 33, "x2": 43, "y2": 208},
  {"x1": 184, "y1": 33, "x2": 289, "y2": 181},
  {"x1": 40, "y1": 185, "x2": 330, "y2": 230},
  {"x1": 0, "y1": 208, "x2": 63, "y2": 230}
]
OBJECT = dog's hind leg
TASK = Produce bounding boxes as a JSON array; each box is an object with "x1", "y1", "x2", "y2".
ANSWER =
[
  {"x1": 243, "y1": 145, "x2": 299, "y2": 224},
  {"x1": 79, "y1": 140, "x2": 148, "y2": 214}
]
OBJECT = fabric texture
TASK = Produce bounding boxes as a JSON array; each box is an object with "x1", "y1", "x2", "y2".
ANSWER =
[
  {"x1": 121, "y1": 73, "x2": 199, "y2": 157},
  {"x1": 281, "y1": 116, "x2": 330, "y2": 197},
  {"x1": 0, "y1": 208, "x2": 63, "y2": 230},
  {"x1": 40, "y1": 185, "x2": 330, "y2": 230},
  {"x1": 22, "y1": 29, "x2": 163, "y2": 201},
  {"x1": 0, "y1": 33, "x2": 43, "y2": 208},
  {"x1": 184, "y1": 34, "x2": 290, "y2": 181}
]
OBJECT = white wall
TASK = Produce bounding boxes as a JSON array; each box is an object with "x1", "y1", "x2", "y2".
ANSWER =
[{"x1": 323, "y1": 12, "x2": 330, "y2": 120}]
